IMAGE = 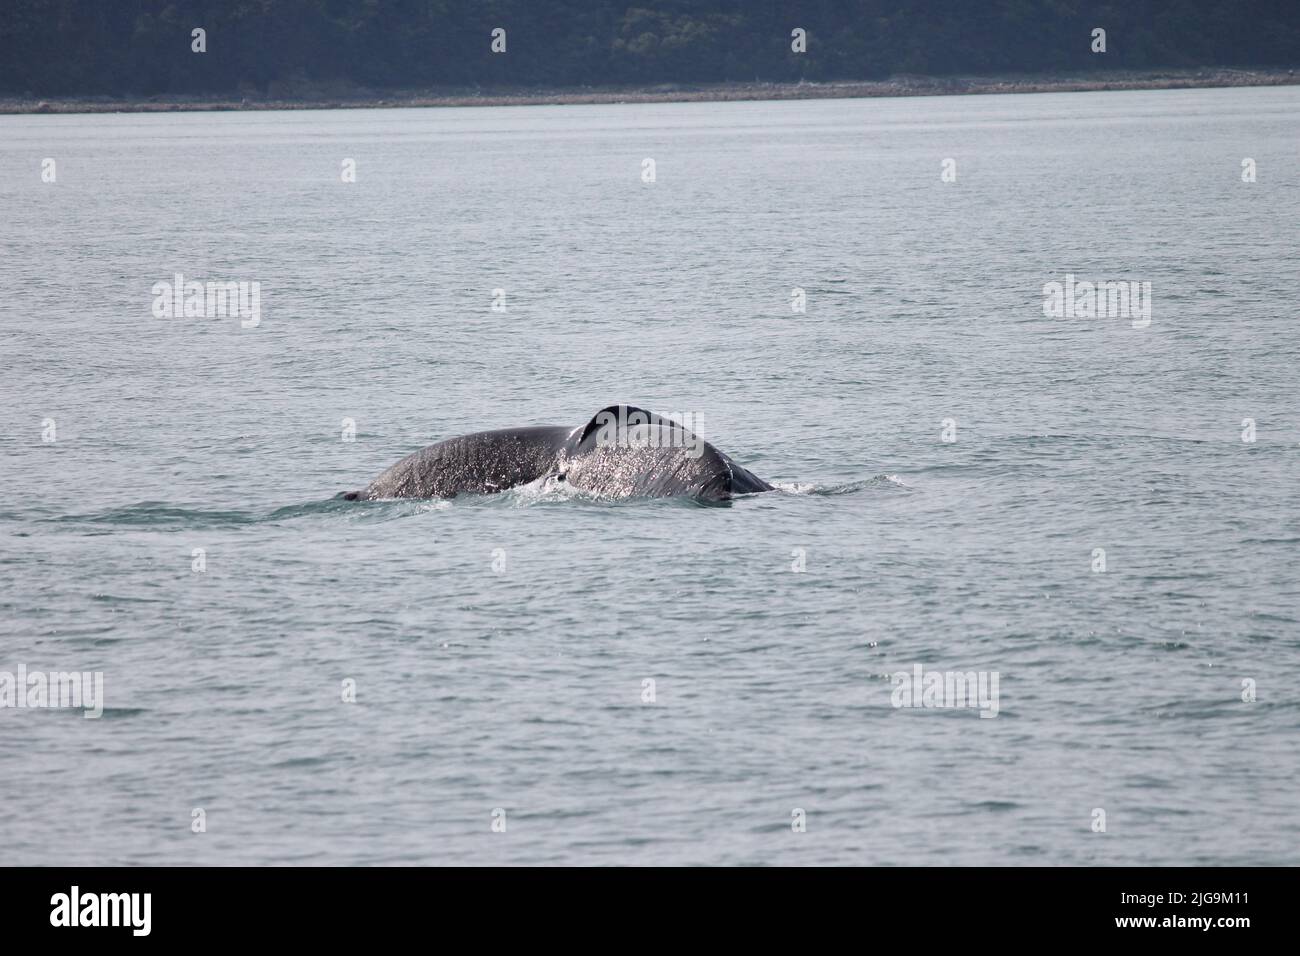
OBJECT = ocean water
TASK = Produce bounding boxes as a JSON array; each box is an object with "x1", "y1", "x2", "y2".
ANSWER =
[{"x1": 2, "y1": 87, "x2": 1298, "y2": 866}]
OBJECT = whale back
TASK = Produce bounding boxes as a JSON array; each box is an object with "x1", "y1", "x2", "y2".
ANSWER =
[
  {"x1": 348, "y1": 425, "x2": 571, "y2": 499},
  {"x1": 344, "y1": 406, "x2": 773, "y2": 502}
]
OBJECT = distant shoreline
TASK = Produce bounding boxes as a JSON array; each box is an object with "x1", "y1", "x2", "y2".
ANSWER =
[{"x1": 3, "y1": 66, "x2": 1297, "y2": 115}]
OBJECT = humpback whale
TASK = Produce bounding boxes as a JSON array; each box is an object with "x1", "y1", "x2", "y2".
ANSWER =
[{"x1": 344, "y1": 405, "x2": 773, "y2": 503}]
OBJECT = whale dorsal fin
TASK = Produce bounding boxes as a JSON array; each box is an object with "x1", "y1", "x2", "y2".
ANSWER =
[{"x1": 573, "y1": 404, "x2": 699, "y2": 448}]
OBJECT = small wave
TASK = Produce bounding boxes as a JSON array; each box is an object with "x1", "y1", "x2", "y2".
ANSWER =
[
  {"x1": 46, "y1": 474, "x2": 910, "y2": 526},
  {"x1": 50, "y1": 501, "x2": 264, "y2": 528},
  {"x1": 967, "y1": 800, "x2": 1022, "y2": 813},
  {"x1": 92, "y1": 707, "x2": 149, "y2": 720},
  {"x1": 317, "y1": 498, "x2": 452, "y2": 520},
  {"x1": 89, "y1": 592, "x2": 167, "y2": 605},
  {"x1": 775, "y1": 474, "x2": 913, "y2": 496},
  {"x1": 51, "y1": 497, "x2": 368, "y2": 529}
]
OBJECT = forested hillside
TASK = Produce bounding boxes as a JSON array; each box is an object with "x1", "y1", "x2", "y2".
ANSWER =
[{"x1": 2, "y1": 0, "x2": 1298, "y2": 96}]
